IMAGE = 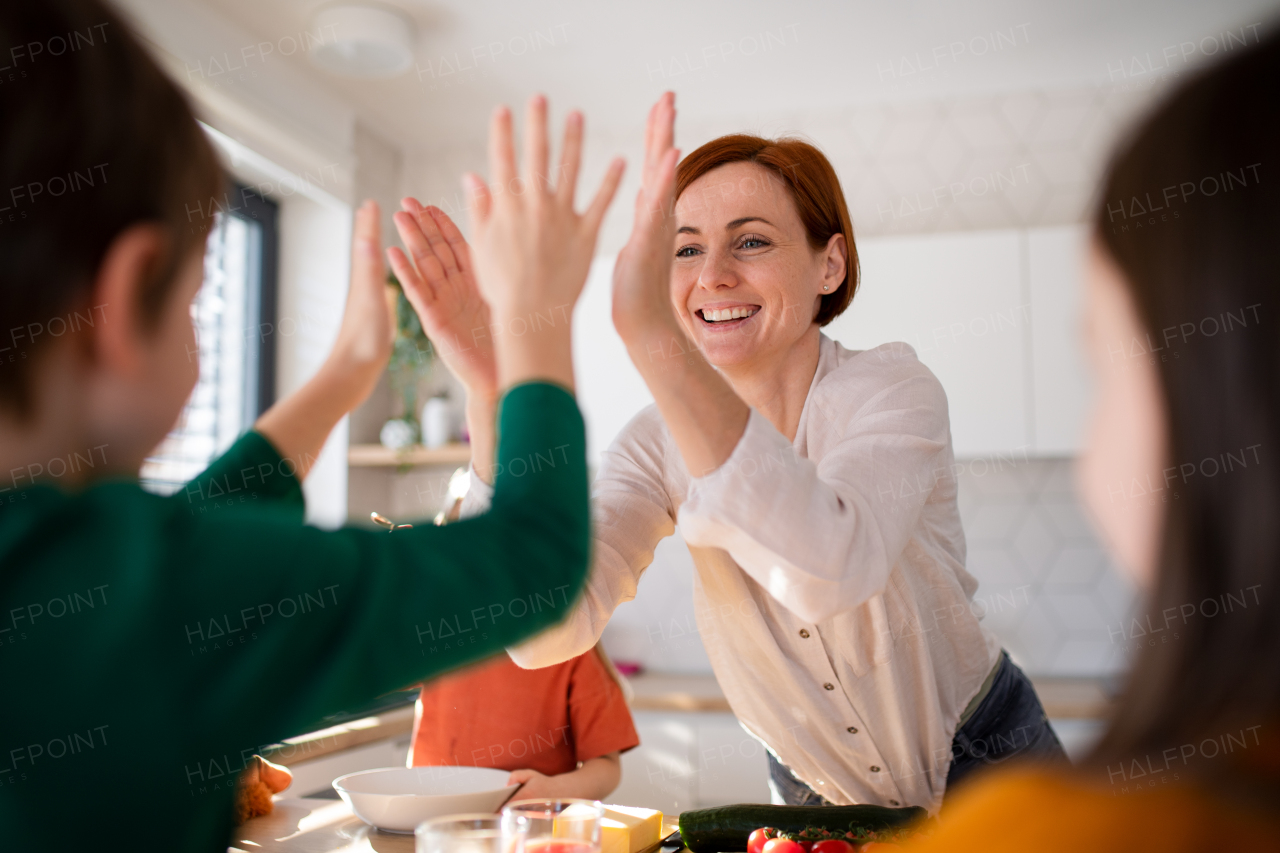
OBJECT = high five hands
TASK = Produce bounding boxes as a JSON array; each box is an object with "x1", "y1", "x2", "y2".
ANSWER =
[
  {"x1": 391, "y1": 93, "x2": 683, "y2": 382},
  {"x1": 392, "y1": 95, "x2": 624, "y2": 398}
]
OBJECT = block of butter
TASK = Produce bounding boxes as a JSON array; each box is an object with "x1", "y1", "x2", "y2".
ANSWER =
[{"x1": 600, "y1": 805, "x2": 664, "y2": 853}]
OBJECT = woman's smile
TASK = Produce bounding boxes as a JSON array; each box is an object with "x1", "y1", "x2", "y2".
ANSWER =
[{"x1": 696, "y1": 302, "x2": 761, "y2": 330}]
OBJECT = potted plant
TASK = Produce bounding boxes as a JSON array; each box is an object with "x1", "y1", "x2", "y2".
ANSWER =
[{"x1": 379, "y1": 272, "x2": 434, "y2": 451}]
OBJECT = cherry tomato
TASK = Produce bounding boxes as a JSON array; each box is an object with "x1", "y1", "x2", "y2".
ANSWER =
[
  {"x1": 811, "y1": 841, "x2": 855, "y2": 853},
  {"x1": 799, "y1": 843, "x2": 814, "y2": 853},
  {"x1": 748, "y1": 829, "x2": 772, "y2": 853},
  {"x1": 763, "y1": 838, "x2": 805, "y2": 853}
]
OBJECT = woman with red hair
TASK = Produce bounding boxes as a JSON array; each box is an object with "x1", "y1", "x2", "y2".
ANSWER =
[{"x1": 393, "y1": 95, "x2": 1062, "y2": 813}]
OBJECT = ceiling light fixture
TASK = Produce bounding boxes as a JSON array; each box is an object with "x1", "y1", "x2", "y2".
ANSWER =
[{"x1": 309, "y1": 4, "x2": 415, "y2": 80}]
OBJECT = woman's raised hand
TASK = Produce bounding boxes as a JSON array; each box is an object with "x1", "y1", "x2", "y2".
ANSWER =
[
  {"x1": 462, "y1": 95, "x2": 625, "y2": 391},
  {"x1": 389, "y1": 201, "x2": 497, "y2": 404},
  {"x1": 612, "y1": 91, "x2": 681, "y2": 344},
  {"x1": 610, "y1": 92, "x2": 750, "y2": 478}
]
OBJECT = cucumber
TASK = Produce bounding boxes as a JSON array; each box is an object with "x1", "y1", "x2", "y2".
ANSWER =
[{"x1": 678, "y1": 803, "x2": 927, "y2": 852}]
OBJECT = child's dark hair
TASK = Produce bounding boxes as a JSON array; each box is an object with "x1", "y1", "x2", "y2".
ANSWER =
[
  {"x1": 0, "y1": 0, "x2": 222, "y2": 419},
  {"x1": 1087, "y1": 28, "x2": 1280, "y2": 789}
]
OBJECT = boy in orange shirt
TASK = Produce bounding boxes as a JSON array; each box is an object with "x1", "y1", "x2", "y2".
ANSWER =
[
  {"x1": 409, "y1": 644, "x2": 639, "y2": 799},
  {"x1": 390, "y1": 198, "x2": 640, "y2": 801}
]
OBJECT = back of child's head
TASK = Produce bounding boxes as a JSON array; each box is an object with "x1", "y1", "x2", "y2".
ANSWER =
[
  {"x1": 1086, "y1": 29, "x2": 1280, "y2": 779},
  {"x1": 0, "y1": 0, "x2": 221, "y2": 420}
]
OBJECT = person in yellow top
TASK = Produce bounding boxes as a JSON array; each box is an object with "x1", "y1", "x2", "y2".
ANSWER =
[{"x1": 905, "y1": 26, "x2": 1280, "y2": 853}]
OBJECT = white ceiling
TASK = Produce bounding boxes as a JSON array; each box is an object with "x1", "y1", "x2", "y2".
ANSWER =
[{"x1": 200, "y1": 0, "x2": 1280, "y2": 153}]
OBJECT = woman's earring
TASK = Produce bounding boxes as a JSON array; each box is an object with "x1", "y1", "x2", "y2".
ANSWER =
[{"x1": 822, "y1": 285, "x2": 829, "y2": 291}]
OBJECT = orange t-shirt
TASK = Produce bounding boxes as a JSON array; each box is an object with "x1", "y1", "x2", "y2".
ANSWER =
[{"x1": 409, "y1": 648, "x2": 639, "y2": 776}]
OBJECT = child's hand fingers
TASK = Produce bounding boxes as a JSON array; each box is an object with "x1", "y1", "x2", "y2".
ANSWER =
[
  {"x1": 523, "y1": 94, "x2": 550, "y2": 195},
  {"x1": 349, "y1": 202, "x2": 387, "y2": 343},
  {"x1": 488, "y1": 106, "x2": 516, "y2": 201},
  {"x1": 351, "y1": 200, "x2": 384, "y2": 282},
  {"x1": 555, "y1": 110, "x2": 584, "y2": 208}
]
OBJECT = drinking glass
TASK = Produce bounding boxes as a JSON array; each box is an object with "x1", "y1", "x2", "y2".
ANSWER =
[
  {"x1": 417, "y1": 813, "x2": 523, "y2": 853},
  {"x1": 501, "y1": 799, "x2": 604, "y2": 853}
]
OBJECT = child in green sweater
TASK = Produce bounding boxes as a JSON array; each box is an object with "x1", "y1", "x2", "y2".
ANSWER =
[{"x1": 0, "y1": 0, "x2": 623, "y2": 849}]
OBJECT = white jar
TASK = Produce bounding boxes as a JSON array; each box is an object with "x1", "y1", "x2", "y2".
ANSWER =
[{"x1": 420, "y1": 397, "x2": 451, "y2": 449}]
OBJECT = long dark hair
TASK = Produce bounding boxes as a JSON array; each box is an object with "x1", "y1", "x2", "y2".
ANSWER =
[
  {"x1": 0, "y1": 0, "x2": 222, "y2": 419},
  {"x1": 1089, "y1": 28, "x2": 1279, "y2": 788}
]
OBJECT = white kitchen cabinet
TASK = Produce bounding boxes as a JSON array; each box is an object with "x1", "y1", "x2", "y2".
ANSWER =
[
  {"x1": 612, "y1": 711, "x2": 770, "y2": 812},
  {"x1": 693, "y1": 716, "x2": 771, "y2": 806},
  {"x1": 825, "y1": 230, "x2": 1030, "y2": 458},
  {"x1": 1027, "y1": 225, "x2": 1094, "y2": 455},
  {"x1": 613, "y1": 712, "x2": 698, "y2": 813}
]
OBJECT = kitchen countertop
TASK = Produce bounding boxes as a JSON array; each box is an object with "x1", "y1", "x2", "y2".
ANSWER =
[
  {"x1": 231, "y1": 798, "x2": 414, "y2": 852},
  {"x1": 628, "y1": 673, "x2": 734, "y2": 713},
  {"x1": 232, "y1": 799, "x2": 681, "y2": 853}
]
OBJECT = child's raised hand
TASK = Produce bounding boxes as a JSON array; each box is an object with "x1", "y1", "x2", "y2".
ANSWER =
[
  {"x1": 388, "y1": 201, "x2": 497, "y2": 403},
  {"x1": 462, "y1": 95, "x2": 625, "y2": 390},
  {"x1": 255, "y1": 200, "x2": 392, "y2": 480},
  {"x1": 330, "y1": 200, "x2": 395, "y2": 382}
]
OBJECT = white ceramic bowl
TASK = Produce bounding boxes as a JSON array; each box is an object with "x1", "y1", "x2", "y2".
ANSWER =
[{"x1": 332, "y1": 766, "x2": 519, "y2": 834}]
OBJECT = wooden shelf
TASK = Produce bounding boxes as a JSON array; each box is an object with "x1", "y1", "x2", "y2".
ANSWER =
[{"x1": 347, "y1": 443, "x2": 471, "y2": 468}]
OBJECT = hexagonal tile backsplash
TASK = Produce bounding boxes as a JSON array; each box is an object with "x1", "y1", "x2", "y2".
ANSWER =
[{"x1": 956, "y1": 457, "x2": 1137, "y2": 677}]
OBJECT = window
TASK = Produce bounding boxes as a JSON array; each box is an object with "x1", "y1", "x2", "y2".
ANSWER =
[{"x1": 141, "y1": 186, "x2": 278, "y2": 494}]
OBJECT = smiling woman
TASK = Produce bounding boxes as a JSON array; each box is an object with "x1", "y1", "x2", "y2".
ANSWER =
[{"x1": 411, "y1": 93, "x2": 1066, "y2": 814}]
